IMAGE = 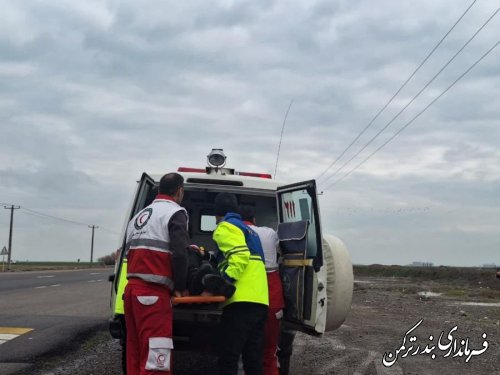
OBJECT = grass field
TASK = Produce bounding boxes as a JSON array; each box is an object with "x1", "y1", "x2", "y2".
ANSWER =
[
  {"x1": 1, "y1": 261, "x2": 113, "y2": 271},
  {"x1": 354, "y1": 264, "x2": 499, "y2": 286},
  {"x1": 2, "y1": 261, "x2": 498, "y2": 290}
]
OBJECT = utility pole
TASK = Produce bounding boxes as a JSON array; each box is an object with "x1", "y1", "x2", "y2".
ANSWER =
[
  {"x1": 88, "y1": 225, "x2": 98, "y2": 267},
  {"x1": 3, "y1": 205, "x2": 20, "y2": 271}
]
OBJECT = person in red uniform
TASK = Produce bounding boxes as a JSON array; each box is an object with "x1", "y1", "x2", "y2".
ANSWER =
[
  {"x1": 124, "y1": 172, "x2": 190, "y2": 375},
  {"x1": 240, "y1": 205, "x2": 285, "y2": 375}
]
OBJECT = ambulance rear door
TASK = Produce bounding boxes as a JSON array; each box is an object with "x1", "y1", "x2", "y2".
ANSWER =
[
  {"x1": 111, "y1": 173, "x2": 156, "y2": 312},
  {"x1": 276, "y1": 179, "x2": 327, "y2": 335}
]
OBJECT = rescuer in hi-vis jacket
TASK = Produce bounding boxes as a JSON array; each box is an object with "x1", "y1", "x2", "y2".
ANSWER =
[
  {"x1": 124, "y1": 173, "x2": 190, "y2": 375},
  {"x1": 240, "y1": 205, "x2": 285, "y2": 375},
  {"x1": 212, "y1": 192, "x2": 269, "y2": 375}
]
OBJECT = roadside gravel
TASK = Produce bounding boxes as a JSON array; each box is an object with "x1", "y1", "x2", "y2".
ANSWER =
[{"x1": 19, "y1": 275, "x2": 500, "y2": 375}]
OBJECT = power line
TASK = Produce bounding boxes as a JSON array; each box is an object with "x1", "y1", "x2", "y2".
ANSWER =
[
  {"x1": 99, "y1": 227, "x2": 120, "y2": 236},
  {"x1": 274, "y1": 99, "x2": 294, "y2": 179},
  {"x1": 319, "y1": 5, "x2": 500, "y2": 188},
  {"x1": 15, "y1": 205, "x2": 120, "y2": 235},
  {"x1": 21, "y1": 206, "x2": 90, "y2": 226},
  {"x1": 316, "y1": 0, "x2": 478, "y2": 183},
  {"x1": 324, "y1": 38, "x2": 500, "y2": 190},
  {"x1": 19, "y1": 209, "x2": 84, "y2": 225}
]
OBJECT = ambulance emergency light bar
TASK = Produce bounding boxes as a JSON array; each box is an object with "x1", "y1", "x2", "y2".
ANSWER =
[
  {"x1": 207, "y1": 149, "x2": 226, "y2": 168},
  {"x1": 177, "y1": 149, "x2": 272, "y2": 179},
  {"x1": 177, "y1": 167, "x2": 272, "y2": 179}
]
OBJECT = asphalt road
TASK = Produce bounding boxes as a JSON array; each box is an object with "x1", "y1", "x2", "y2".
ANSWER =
[
  {"x1": 26, "y1": 275, "x2": 500, "y2": 375},
  {"x1": 0, "y1": 268, "x2": 113, "y2": 375}
]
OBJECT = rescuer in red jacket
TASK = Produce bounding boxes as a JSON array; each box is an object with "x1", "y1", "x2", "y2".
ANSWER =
[
  {"x1": 240, "y1": 205, "x2": 285, "y2": 375},
  {"x1": 124, "y1": 172, "x2": 190, "y2": 375}
]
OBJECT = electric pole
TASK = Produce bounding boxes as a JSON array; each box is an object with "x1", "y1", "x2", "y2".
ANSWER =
[
  {"x1": 88, "y1": 225, "x2": 98, "y2": 267},
  {"x1": 3, "y1": 205, "x2": 20, "y2": 271}
]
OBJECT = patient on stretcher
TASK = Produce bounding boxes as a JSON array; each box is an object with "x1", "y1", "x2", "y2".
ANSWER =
[{"x1": 186, "y1": 245, "x2": 235, "y2": 298}]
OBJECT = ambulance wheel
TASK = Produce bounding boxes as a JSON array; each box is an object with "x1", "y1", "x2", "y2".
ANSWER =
[{"x1": 323, "y1": 234, "x2": 353, "y2": 331}]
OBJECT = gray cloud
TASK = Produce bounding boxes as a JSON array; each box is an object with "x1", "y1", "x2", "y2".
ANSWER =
[{"x1": 0, "y1": 0, "x2": 499, "y2": 265}]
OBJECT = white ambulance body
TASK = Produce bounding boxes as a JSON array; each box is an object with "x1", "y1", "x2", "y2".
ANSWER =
[{"x1": 109, "y1": 150, "x2": 353, "y2": 355}]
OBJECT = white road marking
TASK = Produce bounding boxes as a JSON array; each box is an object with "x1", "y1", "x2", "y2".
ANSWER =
[
  {"x1": 97, "y1": 279, "x2": 104, "y2": 282},
  {"x1": 90, "y1": 273, "x2": 101, "y2": 275},
  {"x1": 35, "y1": 284, "x2": 61, "y2": 288},
  {"x1": 0, "y1": 328, "x2": 33, "y2": 346},
  {"x1": 37, "y1": 275, "x2": 55, "y2": 278},
  {"x1": 0, "y1": 334, "x2": 18, "y2": 341},
  {"x1": 88, "y1": 280, "x2": 96, "y2": 283}
]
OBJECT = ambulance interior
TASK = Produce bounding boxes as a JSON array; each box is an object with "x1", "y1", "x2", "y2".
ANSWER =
[
  {"x1": 183, "y1": 190, "x2": 278, "y2": 252},
  {"x1": 142, "y1": 185, "x2": 278, "y2": 255}
]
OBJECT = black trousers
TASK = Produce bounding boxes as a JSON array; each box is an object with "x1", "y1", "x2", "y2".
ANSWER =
[
  {"x1": 218, "y1": 302, "x2": 268, "y2": 375},
  {"x1": 186, "y1": 248, "x2": 217, "y2": 295},
  {"x1": 277, "y1": 327, "x2": 296, "y2": 375}
]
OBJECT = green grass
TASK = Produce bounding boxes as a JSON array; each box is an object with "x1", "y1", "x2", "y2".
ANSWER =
[
  {"x1": 353, "y1": 265, "x2": 500, "y2": 302},
  {"x1": 354, "y1": 264, "x2": 500, "y2": 289},
  {"x1": 2, "y1": 261, "x2": 113, "y2": 272}
]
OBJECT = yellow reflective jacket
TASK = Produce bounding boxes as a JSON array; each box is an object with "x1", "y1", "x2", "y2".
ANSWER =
[
  {"x1": 213, "y1": 213, "x2": 268, "y2": 306},
  {"x1": 114, "y1": 258, "x2": 128, "y2": 314}
]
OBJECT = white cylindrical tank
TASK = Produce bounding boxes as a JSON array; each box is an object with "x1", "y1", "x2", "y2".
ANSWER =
[{"x1": 323, "y1": 234, "x2": 353, "y2": 331}]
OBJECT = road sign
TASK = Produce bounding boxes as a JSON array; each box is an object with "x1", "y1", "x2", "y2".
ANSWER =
[{"x1": 0, "y1": 246, "x2": 7, "y2": 255}]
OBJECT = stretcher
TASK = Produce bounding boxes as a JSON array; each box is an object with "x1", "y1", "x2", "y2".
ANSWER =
[{"x1": 171, "y1": 296, "x2": 226, "y2": 305}]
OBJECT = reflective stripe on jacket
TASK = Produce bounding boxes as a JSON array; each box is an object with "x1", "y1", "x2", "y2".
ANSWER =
[
  {"x1": 213, "y1": 213, "x2": 268, "y2": 306},
  {"x1": 114, "y1": 258, "x2": 128, "y2": 314},
  {"x1": 126, "y1": 197, "x2": 187, "y2": 290}
]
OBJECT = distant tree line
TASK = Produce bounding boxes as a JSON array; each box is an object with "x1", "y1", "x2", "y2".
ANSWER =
[{"x1": 98, "y1": 252, "x2": 116, "y2": 266}]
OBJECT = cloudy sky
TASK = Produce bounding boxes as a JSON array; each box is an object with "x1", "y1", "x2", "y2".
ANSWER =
[{"x1": 0, "y1": 0, "x2": 498, "y2": 266}]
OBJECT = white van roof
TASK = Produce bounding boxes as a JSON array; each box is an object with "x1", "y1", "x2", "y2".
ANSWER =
[{"x1": 150, "y1": 169, "x2": 281, "y2": 191}]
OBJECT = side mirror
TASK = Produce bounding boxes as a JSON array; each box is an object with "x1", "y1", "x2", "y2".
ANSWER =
[{"x1": 108, "y1": 274, "x2": 115, "y2": 282}]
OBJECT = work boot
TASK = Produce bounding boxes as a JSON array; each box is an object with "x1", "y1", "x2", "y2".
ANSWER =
[
  {"x1": 278, "y1": 357, "x2": 290, "y2": 375},
  {"x1": 189, "y1": 262, "x2": 214, "y2": 295},
  {"x1": 202, "y1": 274, "x2": 236, "y2": 298}
]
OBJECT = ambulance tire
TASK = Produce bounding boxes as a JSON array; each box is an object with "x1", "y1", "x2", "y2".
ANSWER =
[{"x1": 323, "y1": 234, "x2": 353, "y2": 331}]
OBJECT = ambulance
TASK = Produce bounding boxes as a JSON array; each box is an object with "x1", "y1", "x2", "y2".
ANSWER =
[{"x1": 108, "y1": 149, "x2": 353, "y2": 368}]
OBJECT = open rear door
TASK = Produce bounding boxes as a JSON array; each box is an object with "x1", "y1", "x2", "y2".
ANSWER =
[
  {"x1": 112, "y1": 173, "x2": 156, "y2": 308},
  {"x1": 129, "y1": 172, "x2": 157, "y2": 222},
  {"x1": 117, "y1": 171, "x2": 156, "y2": 272},
  {"x1": 277, "y1": 179, "x2": 327, "y2": 335}
]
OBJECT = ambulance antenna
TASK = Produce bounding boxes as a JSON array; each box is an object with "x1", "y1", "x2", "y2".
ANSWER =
[{"x1": 274, "y1": 99, "x2": 294, "y2": 179}]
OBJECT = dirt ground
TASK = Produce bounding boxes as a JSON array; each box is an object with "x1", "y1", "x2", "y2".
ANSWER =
[
  {"x1": 25, "y1": 268, "x2": 500, "y2": 375},
  {"x1": 290, "y1": 272, "x2": 500, "y2": 375}
]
